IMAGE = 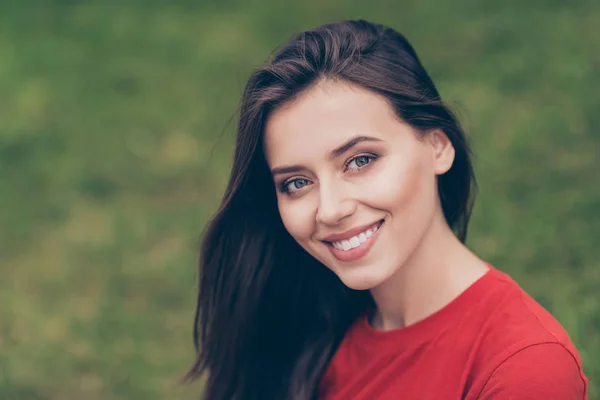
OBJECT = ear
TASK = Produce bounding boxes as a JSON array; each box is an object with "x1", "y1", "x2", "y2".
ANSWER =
[{"x1": 429, "y1": 130, "x2": 455, "y2": 175}]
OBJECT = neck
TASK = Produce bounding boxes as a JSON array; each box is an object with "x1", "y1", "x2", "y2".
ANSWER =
[{"x1": 369, "y1": 210, "x2": 488, "y2": 331}]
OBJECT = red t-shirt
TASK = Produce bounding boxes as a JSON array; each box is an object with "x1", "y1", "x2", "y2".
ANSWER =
[{"x1": 319, "y1": 266, "x2": 588, "y2": 399}]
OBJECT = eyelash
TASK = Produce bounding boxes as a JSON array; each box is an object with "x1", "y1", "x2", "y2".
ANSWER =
[{"x1": 279, "y1": 153, "x2": 379, "y2": 194}]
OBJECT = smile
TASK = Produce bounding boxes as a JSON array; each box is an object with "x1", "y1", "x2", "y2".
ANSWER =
[
  {"x1": 323, "y1": 219, "x2": 384, "y2": 262},
  {"x1": 331, "y1": 222, "x2": 381, "y2": 251}
]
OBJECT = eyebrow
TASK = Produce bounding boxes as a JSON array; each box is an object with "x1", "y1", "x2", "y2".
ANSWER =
[
  {"x1": 270, "y1": 135, "x2": 383, "y2": 176},
  {"x1": 329, "y1": 135, "x2": 383, "y2": 160}
]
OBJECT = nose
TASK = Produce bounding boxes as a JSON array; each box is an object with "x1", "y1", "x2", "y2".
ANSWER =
[{"x1": 315, "y1": 181, "x2": 356, "y2": 226}]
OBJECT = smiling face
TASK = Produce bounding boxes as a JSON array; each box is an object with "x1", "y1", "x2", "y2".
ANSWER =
[{"x1": 263, "y1": 81, "x2": 454, "y2": 290}]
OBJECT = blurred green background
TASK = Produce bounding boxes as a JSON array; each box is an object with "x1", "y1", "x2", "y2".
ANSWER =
[{"x1": 0, "y1": 0, "x2": 598, "y2": 399}]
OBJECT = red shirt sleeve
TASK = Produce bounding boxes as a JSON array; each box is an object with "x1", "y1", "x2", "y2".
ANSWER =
[{"x1": 478, "y1": 343, "x2": 587, "y2": 400}]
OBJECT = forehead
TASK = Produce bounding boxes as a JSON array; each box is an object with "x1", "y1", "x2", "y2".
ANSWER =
[{"x1": 263, "y1": 81, "x2": 398, "y2": 165}]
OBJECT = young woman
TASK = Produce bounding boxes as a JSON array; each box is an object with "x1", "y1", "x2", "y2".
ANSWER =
[{"x1": 187, "y1": 20, "x2": 588, "y2": 399}]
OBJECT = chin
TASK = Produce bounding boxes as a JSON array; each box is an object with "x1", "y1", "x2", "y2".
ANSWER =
[
  {"x1": 341, "y1": 279, "x2": 378, "y2": 291},
  {"x1": 336, "y1": 268, "x2": 391, "y2": 291}
]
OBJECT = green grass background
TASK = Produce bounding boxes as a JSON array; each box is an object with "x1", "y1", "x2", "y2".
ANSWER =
[{"x1": 0, "y1": 0, "x2": 598, "y2": 398}]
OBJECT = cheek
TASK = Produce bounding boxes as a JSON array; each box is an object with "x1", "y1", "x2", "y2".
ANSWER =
[
  {"x1": 364, "y1": 155, "x2": 431, "y2": 212},
  {"x1": 278, "y1": 198, "x2": 316, "y2": 242}
]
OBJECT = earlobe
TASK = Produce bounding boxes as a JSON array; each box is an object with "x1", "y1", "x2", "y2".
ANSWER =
[{"x1": 430, "y1": 130, "x2": 455, "y2": 175}]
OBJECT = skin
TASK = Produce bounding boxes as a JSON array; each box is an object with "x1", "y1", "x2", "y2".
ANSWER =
[{"x1": 263, "y1": 80, "x2": 489, "y2": 331}]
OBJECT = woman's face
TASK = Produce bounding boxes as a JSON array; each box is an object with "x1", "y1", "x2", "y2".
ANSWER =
[{"x1": 263, "y1": 81, "x2": 454, "y2": 290}]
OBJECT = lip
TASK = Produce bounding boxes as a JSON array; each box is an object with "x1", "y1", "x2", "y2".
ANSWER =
[
  {"x1": 321, "y1": 219, "x2": 384, "y2": 243},
  {"x1": 325, "y1": 219, "x2": 384, "y2": 262}
]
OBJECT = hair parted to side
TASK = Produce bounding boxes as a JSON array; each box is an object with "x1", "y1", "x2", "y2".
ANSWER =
[{"x1": 187, "y1": 19, "x2": 477, "y2": 400}]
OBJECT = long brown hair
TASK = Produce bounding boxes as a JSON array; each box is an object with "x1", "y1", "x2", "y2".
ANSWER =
[{"x1": 187, "y1": 19, "x2": 477, "y2": 400}]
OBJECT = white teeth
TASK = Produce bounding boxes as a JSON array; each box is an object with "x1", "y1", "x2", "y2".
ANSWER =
[
  {"x1": 358, "y1": 233, "x2": 367, "y2": 243},
  {"x1": 331, "y1": 222, "x2": 382, "y2": 252}
]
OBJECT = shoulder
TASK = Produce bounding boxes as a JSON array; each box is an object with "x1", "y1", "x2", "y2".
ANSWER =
[
  {"x1": 477, "y1": 342, "x2": 587, "y2": 399},
  {"x1": 477, "y1": 268, "x2": 579, "y2": 350},
  {"x1": 469, "y1": 267, "x2": 588, "y2": 398}
]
